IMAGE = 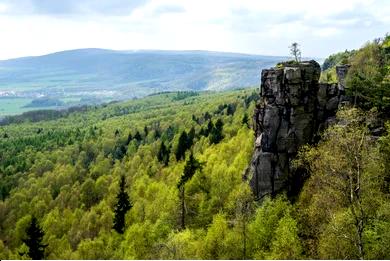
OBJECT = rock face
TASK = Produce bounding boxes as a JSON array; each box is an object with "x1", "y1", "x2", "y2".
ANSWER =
[
  {"x1": 249, "y1": 60, "x2": 348, "y2": 199},
  {"x1": 336, "y1": 65, "x2": 350, "y2": 91}
]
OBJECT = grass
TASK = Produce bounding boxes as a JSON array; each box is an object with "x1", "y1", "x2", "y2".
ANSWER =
[{"x1": 0, "y1": 98, "x2": 59, "y2": 116}]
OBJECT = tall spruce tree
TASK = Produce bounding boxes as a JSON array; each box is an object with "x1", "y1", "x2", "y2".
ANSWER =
[
  {"x1": 206, "y1": 120, "x2": 214, "y2": 137},
  {"x1": 23, "y1": 216, "x2": 47, "y2": 260},
  {"x1": 175, "y1": 131, "x2": 188, "y2": 161},
  {"x1": 144, "y1": 126, "x2": 149, "y2": 137},
  {"x1": 242, "y1": 113, "x2": 249, "y2": 128},
  {"x1": 126, "y1": 133, "x2": 133, "y2": 145},
  {"x1": 113, "y1": 176, "x2": 132, "y2": 234},
  {"x1": 187, "y1": 127, "x2": 196, "y2": 148},
  {"x1": 157, "y1": 142, "x2": 170, "y2": 166},
  {"x1": 177, "y1": 153, "x2": 202, "y2": 229},
  {"x1": 134, "y1": 131, "x2": 142, "y2": 142},
  {"x1": 210, "y1": 119, "x2": 224, "y2": 144}
]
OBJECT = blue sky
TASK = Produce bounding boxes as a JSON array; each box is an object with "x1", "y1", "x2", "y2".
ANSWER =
[{"x1": 0, "y1": 0, "x2": 388, "y2": 59}]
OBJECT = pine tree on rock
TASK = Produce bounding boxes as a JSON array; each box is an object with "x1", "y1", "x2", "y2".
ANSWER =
[
  {"x1": 23, "y1": 216, "x2": 47, "y2": 260},
  {"x1": 113, "y1": 176, "x2": 132, "y2": 234}
]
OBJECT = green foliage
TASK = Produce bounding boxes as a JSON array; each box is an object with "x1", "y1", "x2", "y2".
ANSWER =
[
  {"x1": 322, "y1": 49, "x2": 355, "y2": 71},
  {"x1": 0, "y1": 89, "x2": 260, "y2": 259},
  {"x1": 248, "y1": 195, "x2": 293, "y2": 258},
  {"x1": 319, "y1": 67, "x2": 338, "y2": 83},
  {"x1": 267, "y1": 215, "x2": 302, "y2": 259},
  {"x1": 199, "y1": 213, "x2": 230, "y2": 259},
  {"x1": 172, "y1": 91, "x2": 199, "y2": 101},
  {"x1": 345, "y1": 38, "x2": 390, "y2": 111},
  {"x1": 2, "y1": 83, "x2": 388, "y2": 259},
  {"x1": 320, "y1": 34, "x2": 390, "y2": 112},
  {"x1": 295, "y1": 108, "x2": 390, "y2": 259}
]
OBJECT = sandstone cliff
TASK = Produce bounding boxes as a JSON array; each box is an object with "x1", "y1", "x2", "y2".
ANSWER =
[{"x1": 249, "y1": 60, "x2": 349, "y2": 199}]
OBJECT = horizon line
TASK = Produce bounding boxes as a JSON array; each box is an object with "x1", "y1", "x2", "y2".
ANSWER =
[{"x1": 0, "y1": 47, "x2": 323, "y2": 62}]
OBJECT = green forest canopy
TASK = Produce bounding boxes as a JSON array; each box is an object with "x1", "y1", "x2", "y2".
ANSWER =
[{"x1": 0, "y1": 34, "x2": 390, "y2": 259}]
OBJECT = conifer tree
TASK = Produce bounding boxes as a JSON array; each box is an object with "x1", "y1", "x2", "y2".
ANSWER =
[
  {"x1": 192, "y1": 114, "x2": 199, "y2": 124},
  {"x1": 144, "y1": 126, "x2": 149, "y2": 137},
  {"x1": 134, "y1": 131, "x2": 142, "y2": 142},
  {"x1": 113, "y1": 144, "x2": 127, "y2": 160},
  {"x1": 175, "y1": 131, "x2": 188, "y2": 161},
  {"x1": 177, "y1": 153, "x2": 202, "y2": 229},
  {"x1": 226, "y1": 103, "x2": 236, "y2": 115},
  {"x1": 199, "y1": 127, "x2": 206, "y2": 137},
  {"x1": 205, "y1": 120, "x2": 214, "y2": 137},
  {"x1": 157, "y1": 142, "x2": 170, "y2": 166},
  {"x1": 126, "y1": 133, "x2": 133, "y2": 145},
  {"x1": 113, "y1": 176, "x2": 132, "y2": 234},
  {"x1": 187, "y1": 127, "x2": 196, "y2": 148},
  {"x1": 210, "y1": 119, "x2": 224, "y2": 144},
  {"x1": 165, "y1": 125, "x2": 175, "y2": 141},
  {"x1": 242, "y1": 113, "x2": 249, "y2": 128},
  {"x1": 154, "y1": 128, "x2": 161, "y2": 139},
  {"x1": 23, "y1": 216, "x2": 47, "y2": 260},
  {"x1": 204, "y1": 111, "x2": 212, "y2": 120}
]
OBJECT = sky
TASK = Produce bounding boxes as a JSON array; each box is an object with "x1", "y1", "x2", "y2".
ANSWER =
[{"x1": 0, "y1": 0, "x2": 389, "y2": 60}]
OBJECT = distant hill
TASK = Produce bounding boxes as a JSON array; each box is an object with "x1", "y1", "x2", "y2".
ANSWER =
[{"x1": 0, "y1": 49, "x2": 289, "y2": 97}]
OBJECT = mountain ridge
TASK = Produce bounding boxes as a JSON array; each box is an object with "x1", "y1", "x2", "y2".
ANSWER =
[
  {"x1": 0, "y1": 48, "x2": 292, "y2": 115},
  {"x1": 0, "y1": 48, "x2": 291, "y2": 62}
]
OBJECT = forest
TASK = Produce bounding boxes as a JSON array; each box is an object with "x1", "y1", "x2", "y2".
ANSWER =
[{"x1": 0, "y1": 34, "x2": 389, "y2": 260}]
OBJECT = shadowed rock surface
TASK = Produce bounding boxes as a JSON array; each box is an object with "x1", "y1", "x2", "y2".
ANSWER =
[{"x1": 248, "y1": 60, "x2": 348, "y2": 199}]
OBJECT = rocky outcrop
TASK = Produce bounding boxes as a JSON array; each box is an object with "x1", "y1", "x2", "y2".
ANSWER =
[
  {"x1": 249, "y1": 60, "x2": 348, "y2": 199},
  {"x1": 336, "y1": 65, "x2": 350, "y2": 91}
]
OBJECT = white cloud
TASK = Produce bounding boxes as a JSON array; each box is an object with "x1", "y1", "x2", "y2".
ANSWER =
[
  {"x1": 0, "y1": 3, "x2": 8, "y2": 13},
  {"x1": 313, "y1": 27, "x2": 342, "y2": 38},
  {"x1": 0, "y1": 0, "x2": 388, "y2": 59}
]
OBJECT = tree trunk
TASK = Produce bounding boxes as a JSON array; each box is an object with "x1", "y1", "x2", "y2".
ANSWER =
[
  {"x1": 356, "y1": 218, "x2": 364, "y2": 260},
  {"x1": 180, "y1": 186, "x2": 185, "y2": 230},
  {"x1": 243, "y1": 219, "x2": 247, "y2": 260}
]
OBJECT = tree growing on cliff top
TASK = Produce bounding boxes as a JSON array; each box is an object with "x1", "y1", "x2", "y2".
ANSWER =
[{"x1": 289, "y1": 42, "x2": 301, "y2": 62}]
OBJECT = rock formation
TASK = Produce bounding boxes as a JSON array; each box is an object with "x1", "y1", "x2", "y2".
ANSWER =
[{"x1": 249, "y1": 60, "x2": 348, "y2": 199}]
